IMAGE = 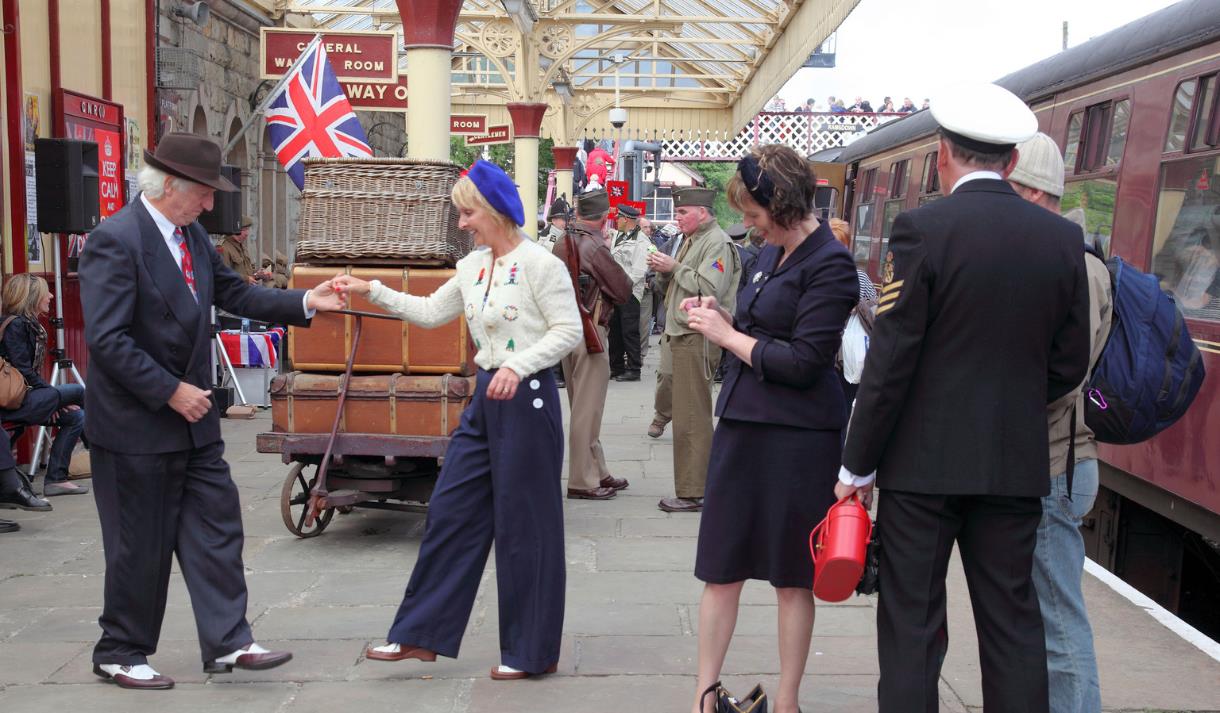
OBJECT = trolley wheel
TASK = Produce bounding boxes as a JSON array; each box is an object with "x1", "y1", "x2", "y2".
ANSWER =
[{"x1": 280, "y1": 462, "x2": 334, "y2": 538}]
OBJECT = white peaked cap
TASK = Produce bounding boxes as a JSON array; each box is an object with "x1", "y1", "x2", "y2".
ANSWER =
[{"x1": 932, "y1": 82, "x2": 1038, "y2": 150}]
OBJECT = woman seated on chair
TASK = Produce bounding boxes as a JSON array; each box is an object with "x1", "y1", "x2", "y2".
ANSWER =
[{"x1": 0, "y1": 273, "x2": 88, "y2": 498}]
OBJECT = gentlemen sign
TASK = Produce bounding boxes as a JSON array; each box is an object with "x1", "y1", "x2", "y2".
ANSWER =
[
  {"x1": 466, "y1": 125, "x2": 513, "y2": 146},
  {"x1": 261, "y1": 28, "x2": 397, "y2": 83}
]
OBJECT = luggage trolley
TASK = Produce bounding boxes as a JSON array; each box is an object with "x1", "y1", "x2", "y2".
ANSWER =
[{"x1": 257, "y1": 311, "x2": 455, "y2": 538}]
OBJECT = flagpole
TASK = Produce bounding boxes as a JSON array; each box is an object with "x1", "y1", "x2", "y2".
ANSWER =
[{"x1": 221, "y1": 33, "x2": 325, "y2": 159}]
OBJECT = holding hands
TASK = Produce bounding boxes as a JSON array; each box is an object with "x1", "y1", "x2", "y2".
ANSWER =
[
  {"x1": 330, "y1": 274, "x2": 372, "y2": 298},
  {"x1": 305, "y1": 278, "x2": 348, "y2": 312}
]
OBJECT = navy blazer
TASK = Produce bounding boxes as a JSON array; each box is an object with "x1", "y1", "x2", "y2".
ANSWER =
[
  {"x1": 78, "y1": 198, "x2": 312, "y2": 454},
  {"x1": 715, "y1": 221, "x2": 859, "y2": 430}
]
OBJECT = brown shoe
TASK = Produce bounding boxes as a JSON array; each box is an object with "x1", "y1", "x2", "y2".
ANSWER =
[
  {"x1": 647, "y1": 420, "x2": 667, "y2": 438},
  {"x1": 599, "y1": 475, "x2": 629, "y2": 491},
  {"x1": 566, "y1": 486, "x2": 617, "y2": 500},
  {"x1": 489, "y1": 663, "x2": 558, "y2": 681},
  {"x1": 658, "y1": 496, "x2": 703, "y2": 513},
  {"x1": 364, "y1": 644, "x2": 438, "y2": 662},
  {"x1": 93, "y1": 664, "x2": 175, "y2": 690},
  {"x1": 204, "y1": 647, "x2": 293, "y2": 673}
]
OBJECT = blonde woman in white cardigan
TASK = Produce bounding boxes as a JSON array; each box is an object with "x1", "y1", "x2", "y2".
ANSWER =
[{"x1": 332, "y1": 160, "x2": 581, "y2": 681}]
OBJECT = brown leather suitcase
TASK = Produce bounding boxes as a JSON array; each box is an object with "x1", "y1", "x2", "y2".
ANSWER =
[
  {"x1": 270, "y1": 372, "x2": 475, "y2": 437},
  {"x1": 289, "y1": 266, "x2": 474, "y2": 374}
]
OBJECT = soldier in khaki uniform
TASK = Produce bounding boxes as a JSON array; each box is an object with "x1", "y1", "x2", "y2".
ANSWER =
[
  {"x1": 272, "y1": 252, "x2": 289, "y2": 289},
  {"x1": 216, "y1": 216, "x2": 260, "y2": 285},
  {"x1": 551, "y1": 190, "x2": 634, "y2": 500},
  {"x1": 647, "y1": 187, "x2": 741, "y2": 512}
]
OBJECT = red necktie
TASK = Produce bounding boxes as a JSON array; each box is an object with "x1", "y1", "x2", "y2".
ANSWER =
[{"x1": 174, "y1": 227, "x2": 198, "y2": 300}]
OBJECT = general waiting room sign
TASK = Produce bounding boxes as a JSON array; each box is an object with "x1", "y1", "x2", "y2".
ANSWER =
[{"x1": 260, "y1": 29, "x2": 398, "y2": 83}]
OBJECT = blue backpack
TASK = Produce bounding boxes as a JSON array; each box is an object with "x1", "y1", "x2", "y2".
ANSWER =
[{"x1": 1083, "y1": 257, "x2": 1205, "y2": 444}]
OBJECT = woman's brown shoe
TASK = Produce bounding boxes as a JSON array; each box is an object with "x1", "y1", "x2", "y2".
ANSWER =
[
  {"x1": 364, "y1": 644, "x2": 437, "y2": 662},
  {"x1": 489, "y1": 663, "x2": 558, "y2": 681}
]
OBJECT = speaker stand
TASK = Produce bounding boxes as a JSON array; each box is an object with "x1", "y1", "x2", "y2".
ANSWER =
[
  {"x1": 210, "y1": 307, "x2": 249, "y2": 406},
  {"x1": 28, "y1": 236, "x2": 85, "y2": 479}
]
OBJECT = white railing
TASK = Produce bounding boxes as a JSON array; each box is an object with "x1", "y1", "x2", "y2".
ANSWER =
[{"x1": 653, "y1": 111, "x2": 908, "y2": 161}]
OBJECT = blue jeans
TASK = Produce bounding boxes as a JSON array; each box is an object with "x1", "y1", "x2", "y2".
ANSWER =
[
  {"x1": 1032, "y1": 459, "x2": 1101, "y2": 713},
  {"x1": 46, "y1": 383, "x2": 86, "y2": 483}
]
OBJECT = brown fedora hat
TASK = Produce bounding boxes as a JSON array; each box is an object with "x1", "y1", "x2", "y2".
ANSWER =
[{"x1": 143, "y1": 132, "x2": 237, "y2": 192}]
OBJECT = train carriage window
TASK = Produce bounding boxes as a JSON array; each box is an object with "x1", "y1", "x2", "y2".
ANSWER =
[
  {"x1": 889, "y1": 160, "x2": 909, "y2": 198},
  {"x1": 1189, "y1": 75, "x2": 1219, "y2": 152},
  {"x1": 1106, "y1": 100, "x2": 1131, "y2": 166},
  {"x1": 1149, "y1": 154, "x2": 1220, "y2": 321},
  {"x1": 1165, "y1": 80, "x2": 1197, "y2": 153},
  {"x1": 920, "y1": 152, "x2": 941, "y2": 194},
  {"x1": 852, "y1": 168, "x2": 878, "y2": 266},
  {"x1": 1064, "y1": 112, "x2": 1083, "y2": 173},
  {"x1": 1061, "y1": 179, "x2": 1117, "y2": 258}
]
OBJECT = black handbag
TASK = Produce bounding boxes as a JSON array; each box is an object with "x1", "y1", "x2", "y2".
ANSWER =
[
  {"x1": 855, "y1": 520, "x2": 881, "y2": 596},
  {"x1": 701, "y1": 681, "x2": 768, "y2": 713}
]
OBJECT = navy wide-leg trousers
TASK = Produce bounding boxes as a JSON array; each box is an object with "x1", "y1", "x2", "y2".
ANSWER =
[{"x1": 386, "y1": 368, "x2": 566, "y2": 673}]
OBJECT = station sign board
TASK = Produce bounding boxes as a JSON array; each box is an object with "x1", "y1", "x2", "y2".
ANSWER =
[
  {"x1": 261, "y1": 28, "x2": 397, "y2": 83},
  {"x1": 342, "y1": 77, "x2": 409, "y2": 110},
  {"x1": 448, "y1": 115, "x2": 489, "y2": 135},
  {"x1": 60, "y1": 89, "x2": 125, "y2": 223},
  {"x1": 466, "y1": 125, "x2": 513, "y2": 146}
]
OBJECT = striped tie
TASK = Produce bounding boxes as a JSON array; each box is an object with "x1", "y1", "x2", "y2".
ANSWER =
[{"x1": 174, "y1": 227, "x2": 197, "y2": 301}]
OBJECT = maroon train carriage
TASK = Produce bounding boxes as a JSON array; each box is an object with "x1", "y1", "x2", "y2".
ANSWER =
[{"x1": 832, "y1": 0, "x2": 1220, "y2": 638}]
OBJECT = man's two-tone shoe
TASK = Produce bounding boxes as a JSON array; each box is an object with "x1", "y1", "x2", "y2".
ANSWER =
[
  {"x1": 204, "y1": 643, "x2": 293, "y2": 673},
  {"x1": 93, "y1": 663, "x2": 174, "y2": 690}
]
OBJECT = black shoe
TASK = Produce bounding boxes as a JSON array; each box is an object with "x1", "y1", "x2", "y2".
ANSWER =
[
  {"x1": 610, "y1": 370, "x2": 625, "y2": 379},
  {"x1": 614, "y1": 370, "x2": 641, "y2": 382},
  {"x1": 0, "y1": 468, "x2": 52, "y2": 512},
  {"x1": 0, "y1": 518, "x2": 19, "y2": 534}
]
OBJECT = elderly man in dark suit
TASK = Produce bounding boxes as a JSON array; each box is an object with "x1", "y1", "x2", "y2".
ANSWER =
[
  {"x1": 835, "y1": 85, "x2": 1090, "y2": 713},
  {"x1": 78, "y1": 133, "x2": 345, "y2": 690}
]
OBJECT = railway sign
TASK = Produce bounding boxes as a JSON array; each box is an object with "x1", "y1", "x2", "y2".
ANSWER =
[
  {"x1": 466, "y1": 125, "x2": 513, "y2": 146},
  {"x1": 342, "y1": 77, "x2": 409, "y2": 111},
  {"x1": 261, "y1": 28, "x2": 398, "y2": 83},
  {"x1": 449, "y1": 115, "x2": 489, "y2": 135}
]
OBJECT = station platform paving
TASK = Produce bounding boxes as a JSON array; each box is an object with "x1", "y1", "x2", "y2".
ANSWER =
[{"x1": 0, "y1": 336, "x2": 1217, "y2": 712}]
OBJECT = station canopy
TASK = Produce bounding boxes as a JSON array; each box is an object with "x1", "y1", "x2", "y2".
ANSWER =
[{"x1": 276, "y1": 0, "x2": 858, "y2": 144}]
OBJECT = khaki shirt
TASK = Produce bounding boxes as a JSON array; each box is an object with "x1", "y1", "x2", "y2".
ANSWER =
[
  {"x1": 217, "y1": 237, "x2": 255, "y2": 281},
  {"x1": 610, "y1": 227, "x2": 651, "y2": 302},
  {"x1": 655, "y1": 218, "x2": 741, "y2": 337},
  {"x1": 1047, "y1": 251, "x2": 1113, "y2": 475},
  {"x1": 273, "y1": 260, "x2": 289, "y2": 289}
]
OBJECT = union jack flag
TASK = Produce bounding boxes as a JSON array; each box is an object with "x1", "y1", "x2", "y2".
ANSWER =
[{"x1": 265, "y1": 41, "x2": 371, "y2": 189}]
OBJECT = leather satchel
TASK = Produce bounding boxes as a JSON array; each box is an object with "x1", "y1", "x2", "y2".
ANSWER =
[
  {"x1": 700, "y1": 681, "x2": 767, "y2": 713},
  {"x1": 561, "y1": 231, "x2": 605, "y2": 354},
  {"x1": 0, "y1": 316, "x2": 29, "y2": 410}
]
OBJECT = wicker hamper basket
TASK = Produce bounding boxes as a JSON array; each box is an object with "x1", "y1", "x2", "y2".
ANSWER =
[{"x1": 295, "y1": 158, "x2": 471, "y2": 266}]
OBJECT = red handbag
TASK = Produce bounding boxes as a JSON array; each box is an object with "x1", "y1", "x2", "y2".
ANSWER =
[{"x1": 808, "y1": 494, "x2": 874, "y2": 602}]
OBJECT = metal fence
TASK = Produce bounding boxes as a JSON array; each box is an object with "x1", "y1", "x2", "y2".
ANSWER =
[{"x1": 657, "y1": 111, "x2": 907, "y2": 161}]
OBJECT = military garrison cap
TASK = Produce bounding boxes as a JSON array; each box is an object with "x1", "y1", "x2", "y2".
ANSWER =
[
  {"x1": 240, "y1": 216, "x2": 254, "y2": 228},
  {"x1": 616, "y1": 203, "x2": 641, "y2": 219},
  {"x1": 576, "y1": 189, "x2": 610, "y2": 218},
  {"x1": 672, "y1": 187, "x2": 715, "y2": 208},
  {"x1": 726, "y1": 223, "x2": 748, "y2": 240}
]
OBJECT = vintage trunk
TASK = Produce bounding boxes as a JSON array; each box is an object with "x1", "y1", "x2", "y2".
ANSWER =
[
  {"x1": 270, "y1": 372, "x2": 475, "y2": 437},
  {"x1": 289, "y1": 266, "x2": 474, "y2": 374}
]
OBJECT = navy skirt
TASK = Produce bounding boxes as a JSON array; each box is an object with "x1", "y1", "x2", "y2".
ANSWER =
[{"x1": 694, "y1": 418, "x2": 841, "y2": 589}]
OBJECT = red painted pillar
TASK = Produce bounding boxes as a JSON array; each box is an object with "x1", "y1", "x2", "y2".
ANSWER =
[
  {"x1": 551, "y1": 145, "x2": 578, "y2": 204},
  {"x1": 506, "y1": 103, "x2": 548, "y2": 237},
  {"x1": 2, "y1": 0, "x2": 27, "y2": 269},
  {"x1": 394, "y1": 0, "x2": 462, "y2": 161}
]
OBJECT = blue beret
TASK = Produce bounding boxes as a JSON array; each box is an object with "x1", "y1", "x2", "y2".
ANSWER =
[{"x1": 466, "y1": 160, "x2": 524, "y2": 227}]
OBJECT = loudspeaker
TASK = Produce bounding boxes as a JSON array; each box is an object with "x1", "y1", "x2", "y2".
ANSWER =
[
  {"x1": 198, "y1": 164, "x2": 241, "y2": 234},
  {"x1": 34, "y1": 138, "x2": 100, "y2": 234}
]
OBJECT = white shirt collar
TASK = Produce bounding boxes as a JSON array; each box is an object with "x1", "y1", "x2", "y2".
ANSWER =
[
  {"x1": 951, "y1": 170, "x2": 1004, "y2": 194},
  {"x1": 140, "y1": 193, "x2": 187, "y2": 267}
]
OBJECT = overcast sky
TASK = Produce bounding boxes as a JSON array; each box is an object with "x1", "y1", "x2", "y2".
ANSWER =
[{"x1": 777, "y1": 0, "x2": 1182, "y2": 110}]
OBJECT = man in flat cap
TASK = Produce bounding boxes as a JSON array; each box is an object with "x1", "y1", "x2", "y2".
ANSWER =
[
  {"x1": 551, "y1": 190, "x2": 633, "y2": 500},
  {"x1": 539, "y1": 196, "x2": 570, "y2": 253},
  {"x1": 607, "y1": 203, "x2": 651, "y2": 382},
  {"x1": 647, "y1": 187, "x2": 740, "y2": 512},
  {"x1": 78, "y1": 132, "x2": 346, "y2": 690},
  {"x1": 216, "y1": 216, "x2": 263, "y2": 285},
  {"x1": 834, "y1": 85, "x2": 1090, "y2": 712},
  {"x1": 1010, "y1": 132, "x2": 1110, "y2": 713}
]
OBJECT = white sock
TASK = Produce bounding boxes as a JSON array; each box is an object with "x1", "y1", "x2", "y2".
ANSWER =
[
  {"x1": 496, "y1": 664, "x2": 523, "y2": 674},
  {"x1": 372, "y1": 643, "x2": 401, "y2": 654}
]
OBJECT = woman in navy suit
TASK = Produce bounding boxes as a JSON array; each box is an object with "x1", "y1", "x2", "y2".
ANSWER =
[{"x1": 682, "y1": 145, "x2": 859, "y2": 713}]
